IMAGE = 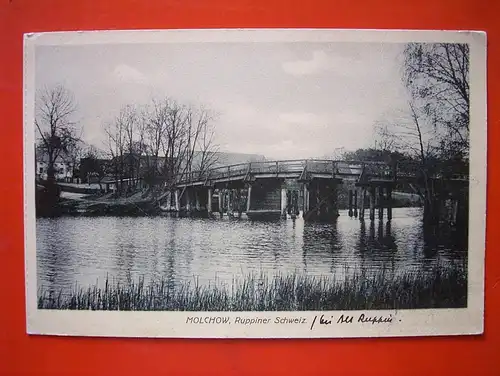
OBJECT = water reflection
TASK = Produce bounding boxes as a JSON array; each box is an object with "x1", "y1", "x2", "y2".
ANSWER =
[{"x1": 36, "y1": 208, "x2": 467, "y2": 294}]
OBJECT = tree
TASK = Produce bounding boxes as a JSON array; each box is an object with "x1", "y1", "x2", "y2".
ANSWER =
[
  {"x1": 35, "y1": 85, "x2": 80, "y2": 184},
  {"x1": 141, "y1": 98, "x2": 220, "y2": 189},
  {"x1": 103, "y1": 96, "x2": 220, "y2": 200},
  {"x1": 80, "y1": 146, "x2": 105, "y2": 190},
  {"x1": 104, "y1": 106, "x2": 131, "y2": 194},
  {"x1": 193, "y1": 110, "x2": 220, "y2": 180},
  {"x1": 402, "y1": 43, "x2": 470, "y2": 226},
  {"x1": 403, "y1": 43, "x2": 469, "y2": 162},
  {"x1": 63, "y1": 139, "x2": 84, "y2": 182},
  {"x1": 181, "y1": 106, "x2": 220, "y2": 182},
  {"x1": 143, "y1": 98, "x2": 171, "y2": 187}
]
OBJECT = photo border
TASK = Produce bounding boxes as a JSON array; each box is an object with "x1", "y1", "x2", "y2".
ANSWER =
[{"x1": 23, "y1": 28, "x2": 487, "y2": 339}]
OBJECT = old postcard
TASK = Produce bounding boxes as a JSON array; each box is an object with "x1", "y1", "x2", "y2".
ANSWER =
[{"x1": 24, "y1": 28, "x2": 487, "y2": 338}]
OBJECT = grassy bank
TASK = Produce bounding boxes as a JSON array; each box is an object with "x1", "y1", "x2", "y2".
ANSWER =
[{"x1": 38, "y1": 263, "x2": 467, "y2": 311}]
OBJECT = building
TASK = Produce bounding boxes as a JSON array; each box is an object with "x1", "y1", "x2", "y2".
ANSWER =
[
  {"x1": 78, "y1": 150, "x2": 268, "y2": 189},
  {"x1": 36, "y1": 154, "x2": 76, "y2": 183}
]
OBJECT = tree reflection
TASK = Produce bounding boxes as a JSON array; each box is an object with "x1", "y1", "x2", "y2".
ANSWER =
[{"x1": 422, "y1": 221, "x2": 468, "y2": 261}]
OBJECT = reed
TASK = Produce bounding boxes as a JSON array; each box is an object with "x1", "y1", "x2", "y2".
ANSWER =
[{"x1": 37, "y1": 262, "x2": 467, "y2": 311}]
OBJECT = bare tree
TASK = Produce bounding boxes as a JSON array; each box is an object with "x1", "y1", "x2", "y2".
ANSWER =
[
  {"x1": 374, "y1": 101, "x2": 438, "y2": 160},
  {"x1": 403, "y1": 43, "x2": 469, "y2": 161},
  {"x1": 104, "y1": 107, "x2": 131, "y2": 194},
  {"x1": 194, "y1": 110, "x2": 220, "y2": 179},
  {"x1": 121, "y1": 104, "x2": 146, "y2": 187},
  {"x1": 373, "y1": 124, "x2": 397, "y2": 152},
  {"x1": 80, "y1": 145, "x2": 105, "y2": 190},
  {"x1": 162, "y1": 99, "x2": 190, "y2": 187},
  {"x1": 105, "y1": 96, "x2": 220, "y2": 202},
  {"x1": 142, "y1": 98, "x2": 170, "y2": 187},
  {"x1": 63, "y1": 139, "x2": 84, "y2": 183},
  {"x1": 181, "y1": 106, "x2": 220, "y2": 181},
  {"x1": 35, "y1": 85, "x2": 80, "y2": 184}
]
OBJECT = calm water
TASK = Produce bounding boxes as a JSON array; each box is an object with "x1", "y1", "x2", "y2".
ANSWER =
[{"x1": 36, "y1": 208, "x2": 467, "y2": 294}]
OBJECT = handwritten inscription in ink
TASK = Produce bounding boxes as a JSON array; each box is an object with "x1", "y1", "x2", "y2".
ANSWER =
[{"x1": 310, "y1": 313, "x2": 397, "y2": 330}]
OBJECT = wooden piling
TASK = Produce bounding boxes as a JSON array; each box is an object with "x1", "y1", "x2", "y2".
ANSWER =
[
  {"x1": 387, "y1": 186, "x2": 392, "y2": 220},
  {"x1": 348, "y1": 190, "x2": 353, "y2": 217},
  {"x1": 236, "y1": 189, "x2": 243, "y2": 218},
  {"x1": 174, "y1": 189, "x2": 180, "y2": 212},
  {"x1": 359, "y1": 188, "x2": 365, "y2": 219},
  {"x1": 185, "y1": 189, "x2": 191, "y2": 212},
  {"x1": 378, "y1": 186, "x2": 384, "y2": 220},
  {"x1": 293, "y1": 190, "x2": 299, "y2": 216},
  {"x1": 227, "y1": 189, "x2": 233, "y2": 217},
  {"x1": 331, "y1": 184, "x2": 339, "y2": 218},
  {"x1": 303, "y1": 184, "x2": 310, "y2": 215},
  {"x1": 369, "y1": 186, "x2": 376, "y2": 220},
  {"x1": 218, "y1": 189, "x2": 224, "y2": 217},
  {"x1": 207, "y1": 188, "x2": 212, "y2": 214},
  {"x1": 290, "y1": 190, "x2": 297, "y2": 219},
  {"x1": 452, "y1": 198, "x2": 459, "y2": 225},
  {"x1": 195, "y1": 190, "x2": 201, "y2": 211},
  {"x1": 246, "y1": 186, "x2": 252, "y2": 212},
  {"x1": 281, "y1": 188, "x2": 288, "y2": 219},
  {"x1": 353, "y1": 189, "x2": 358, "y2": 217}
]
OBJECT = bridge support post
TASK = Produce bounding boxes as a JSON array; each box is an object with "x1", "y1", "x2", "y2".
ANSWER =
[
  {"x1": 387, "y1": 186, "x2": 392, "y2": 221},
  {"x1": 359, "y1": 188, "x2": 365, "y2": 220},
  {"x1": 369, "y1": 186, "x2": 376, "y2": 221},
  {"x1": 303, "y1": 184, "x2": 310, "y2": 215},
  {"x1": 236, "y1": 189, "x2": 243, "y2": 218},
  {"x1": 291, "y1": 190, "x2": 299, "y2": 218},
  {"x1": 246, "y1": 185, "x2": 252, "y2": 212},
  {"x1": 185, "y1": 188, "x2": 191, "y2": 212},
  {"x1": 207, "y1": 188, "x2": 212, "y2": 214},
  {"x1": 227, "y1": 189, "x2": 233, "y2": 217},
  {"x1": 348, "y1": 190, "x2": 353, "y2": 217},
  {"x1": 174, "y1": 189, "x2": 180, "y2": 212},
  {"x1": 218, "y1": 189, "x2": 224, "y2": 217},
  {"x1": 378, "y1": 186, "x2": 384, "y2": 220},
  {"x1": 195, "y1": 190, "x2": 201, "y2": 211},
  {"x1": 353, "y1": 189, "x2": 358, "y2": 217},
  {"x1": 281, "y1": 188, "x2": 288, "y2": 219}
]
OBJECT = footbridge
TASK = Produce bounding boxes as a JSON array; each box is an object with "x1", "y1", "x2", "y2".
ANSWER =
[{"x1": 160, "y1": 159, "x2": 467, "y2": 222}]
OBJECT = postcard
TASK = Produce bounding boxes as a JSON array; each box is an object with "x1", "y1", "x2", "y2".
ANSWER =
[{"x1": 24, "y1": 28, "x2": 487, "y2": 338}]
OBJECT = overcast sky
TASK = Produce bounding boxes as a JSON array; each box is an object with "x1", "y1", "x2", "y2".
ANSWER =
[{"x1": 35, "y1": 41, "x2": 411, "y2": 160}]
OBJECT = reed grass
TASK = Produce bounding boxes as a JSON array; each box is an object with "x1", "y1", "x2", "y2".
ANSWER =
[{"x1": 37, "y1": 263, "x2": 467, "y2": 311}]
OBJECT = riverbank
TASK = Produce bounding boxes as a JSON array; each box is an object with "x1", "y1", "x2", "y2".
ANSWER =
[
  {"x1": 37, "y1": 188, "x2": 163, "y2": 217},
  {"x1": 38, "y1": 262, "x2": 466, "y2": 311},
  {"x1": 38, "y1": 188, "x2": 422, "y2": 217}
]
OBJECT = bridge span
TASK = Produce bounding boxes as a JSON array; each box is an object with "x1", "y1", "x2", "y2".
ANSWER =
[{"x1": 159, "y1": 159, "x2": 466, "y2": 222}]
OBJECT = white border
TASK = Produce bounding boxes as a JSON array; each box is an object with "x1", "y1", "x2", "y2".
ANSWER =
[{"x1": 24, "y1": 28, "x2": 487, "y2": 339}]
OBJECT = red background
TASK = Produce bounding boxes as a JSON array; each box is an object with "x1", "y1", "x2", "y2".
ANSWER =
[{"x1": 0, "y1": 1, "x2": 498, "y2": 375}]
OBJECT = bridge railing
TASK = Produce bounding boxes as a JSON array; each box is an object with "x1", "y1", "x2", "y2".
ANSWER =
[
  {"x1": 174, "y1": 159, "x2": 442, "y2": 184},
  {"x1": 203, "y1": 163, "x2": 249, "y2": 181}
]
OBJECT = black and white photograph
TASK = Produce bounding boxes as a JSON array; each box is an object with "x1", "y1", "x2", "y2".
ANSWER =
[{"x1": 24, "y1": 29, "x2": 487, "y2": 338}]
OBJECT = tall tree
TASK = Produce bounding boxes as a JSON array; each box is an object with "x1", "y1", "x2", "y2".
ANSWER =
[
  {"x1": 80, "y1": 146, "x2": 105, "y2": 190},
  {"x1": 104, "y1": 106, "x2": 132, "y2": 194},
  {"x1": 403, "y1": 42, "x2": 469, "y2": 163},
  {"x1": 35, "y1": 85, "x2": 80, "y2": 183},
  {"x1": 193, "y1": 109, "x2": 220, "y2": 180}
]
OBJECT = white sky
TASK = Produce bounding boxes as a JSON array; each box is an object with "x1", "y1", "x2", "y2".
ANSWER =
[{"x1": 35, "y1": 41, "x2": 412, "y2": 160}]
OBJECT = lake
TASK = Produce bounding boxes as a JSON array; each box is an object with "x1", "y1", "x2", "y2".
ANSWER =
[{"x1": 36, "y1": 207, "x2": 467, "y2": 296}]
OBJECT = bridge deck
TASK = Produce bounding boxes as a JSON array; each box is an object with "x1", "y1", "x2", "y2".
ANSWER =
[{"x1": 174, "y1": 159, "x2": 425, "y2": 188}]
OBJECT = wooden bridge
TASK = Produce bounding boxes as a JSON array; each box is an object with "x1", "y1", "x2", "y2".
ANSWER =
[
  {"x1": 175, "y1": 159, "x2": 413, "y2": 186},
  {"x1": 160, "y1": 159, "x2": 468, "y2": 222}
]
